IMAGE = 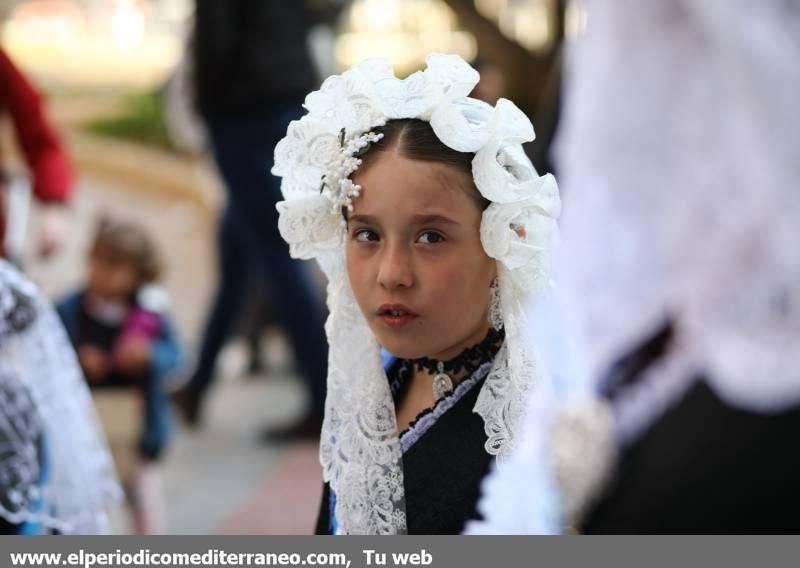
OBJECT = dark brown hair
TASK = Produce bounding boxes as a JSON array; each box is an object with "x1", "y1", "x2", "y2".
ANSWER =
[
  {"x1": 90, "y1": 217, "x2": 161, "y2": 287},
  {"x1": 358, "y1": 119, "x2": 490, "y2": 211}
]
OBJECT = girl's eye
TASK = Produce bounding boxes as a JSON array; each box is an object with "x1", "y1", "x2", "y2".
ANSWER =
[
  {"x1": 353, "y1": 229, "x2": 379, "y2": 242},
  {"x1": 416, "y1": 231, "x2": 445, "y2": 245}
]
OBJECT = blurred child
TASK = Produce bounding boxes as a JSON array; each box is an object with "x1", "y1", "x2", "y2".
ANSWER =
[{"x1": 56, "y1": 218, "x2": 182, "y2": 534}]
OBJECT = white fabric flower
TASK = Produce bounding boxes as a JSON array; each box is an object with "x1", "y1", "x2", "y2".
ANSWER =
[
  {"x1": 426, "y1": 53, "x2": 490, "y2": 152},
  {"x1": 356, "y1": 57, "x2": 440, "y2": 120},
  {"x1": 423, "y1": 53, "x2": 481, "y2": 98},
  {"x1": 276, "y1": 194, "x2": 344, "y2": 260},
  {"x1": 304, "y1": 66, "x2": 385, "y2": 135},
  {"x1": 431, "y1": 97, "x2": 494, "y2": 152},
  {"x1": 481, "y1": 174, "x2": 561, "y2": 292},
  {"x1": 273, "y1": 118, "x2": 340, "y2": 198},
  {"x1": 473, "y1": 99, "x2": 538, "y2": 203},
  {"x1": 360, "y1": 53, "x2": 481, "y2": 122}
]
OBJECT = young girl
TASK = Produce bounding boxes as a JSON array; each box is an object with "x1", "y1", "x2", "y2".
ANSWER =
[
  {"x1": 57, "y1": 218, "x2": 182, "y2": 534},
  {"x1": 273, "y1": 54, "x2": 562, "y2": 534}
]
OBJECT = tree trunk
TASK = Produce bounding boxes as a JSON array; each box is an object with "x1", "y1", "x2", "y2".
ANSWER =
[{"x1": 440, "y1": 0, "x2": 561, "y2": 111}]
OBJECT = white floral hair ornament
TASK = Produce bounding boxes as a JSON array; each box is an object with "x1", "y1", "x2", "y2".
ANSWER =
[{"x1": 273, "y1": 54, "x2": 561, "y2": 534}]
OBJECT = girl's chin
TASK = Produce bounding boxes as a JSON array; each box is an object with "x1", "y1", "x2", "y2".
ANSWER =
[{"x1": 373, "y1": 335, "x2": 432, "y2": 361}]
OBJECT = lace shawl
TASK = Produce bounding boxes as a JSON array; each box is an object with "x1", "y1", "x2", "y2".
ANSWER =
[
  {"x1": 468, "y1": 0, "x2": 800, "y2": 534},
  {"x1": 557, "y1": 0, "x2": 800, "y2": 414},
  {"x1": 0, "y1": 260, "x2": 120, "y2": 533}
]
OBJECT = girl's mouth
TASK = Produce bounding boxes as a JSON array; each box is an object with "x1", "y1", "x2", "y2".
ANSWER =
[{"x1": 376, "y1": 304, "x2": 419, "y2": 328}]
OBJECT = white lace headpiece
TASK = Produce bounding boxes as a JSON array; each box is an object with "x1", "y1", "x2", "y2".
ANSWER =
[{"x1": 273, "y1": 54, "x2": 560, "y2": 534}]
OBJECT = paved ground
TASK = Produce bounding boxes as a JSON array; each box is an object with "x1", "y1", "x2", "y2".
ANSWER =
[{"x1": 24, "y1": 173, "x2": 324, "y2": 534}]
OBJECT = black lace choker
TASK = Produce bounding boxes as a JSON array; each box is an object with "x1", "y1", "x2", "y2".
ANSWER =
[{"x1": 412, "y1": 327, "x2": 505, "y2": 399}]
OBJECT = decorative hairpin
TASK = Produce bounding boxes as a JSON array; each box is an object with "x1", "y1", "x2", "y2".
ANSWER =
[{"x1": 319, "y1": 125, "x2": 386, "y2": 217}]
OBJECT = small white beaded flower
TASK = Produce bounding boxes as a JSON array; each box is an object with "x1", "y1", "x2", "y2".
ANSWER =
[{"x1": 321, "y1": 127, "x2": 385, "y2": 217}]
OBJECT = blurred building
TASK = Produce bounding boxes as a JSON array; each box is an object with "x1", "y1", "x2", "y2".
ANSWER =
[
  {"x1": 335, "y1": 0, "x2": 585, "y2": 73},
  {"x1": 2, "y1": 0, "x2": 583, "y2": 88},
  {"x1": 336, "y1": 0, "x2": 477, "y2": 72},
  {"x1": 1, "y1": 0, "x2": 190, "y2": 87}
]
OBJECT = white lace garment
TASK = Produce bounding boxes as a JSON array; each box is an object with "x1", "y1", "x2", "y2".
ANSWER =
[
  {"x1": 468, "y1": 0, "x2": 800, "y2": 533},
  {"x1": 557, "y1": 0, "x2": 800, "y2": 426},
  {"x1": 0, "y1": 260, "x2": 121, "y2": 533}
]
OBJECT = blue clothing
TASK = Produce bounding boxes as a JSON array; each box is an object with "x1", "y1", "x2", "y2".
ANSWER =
[
  {"x1": 18, "y1": 435, "x2": 48, "y2": 535},
  {"x1": 56, "y1": 291, "x2": 182, "y2": 460},
  {"x1": 0, "y1": 386, "x2": 49, "y2": 535}
]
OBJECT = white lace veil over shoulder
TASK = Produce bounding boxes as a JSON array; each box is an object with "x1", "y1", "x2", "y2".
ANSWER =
[
  {"x1": 273, "y1": 54, "x2": 561, "y2": 534},
  {"x1": 467, "y1": 0, "x2": 800, "y2": 534},
  {"x1": 0, "y1": 260, "x2": 120, "y2": 533},
  {"x1": 557, "y1": 0, "x2": 800, "y2": 421},
  {"x1": 467, "y1": 237, "x2": 615, "y2": 534}
]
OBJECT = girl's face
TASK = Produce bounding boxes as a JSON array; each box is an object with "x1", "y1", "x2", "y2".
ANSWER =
[
  {"x1": 87, "y1": 244, "x2": 139, "y2": 301},
  {"x1": 347, "y1": 151, "x2": 497, "y2": 361}
]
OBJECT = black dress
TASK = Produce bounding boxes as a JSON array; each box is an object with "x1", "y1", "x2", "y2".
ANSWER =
[
  {"x1": 581, "y1": 323, "x2": 800, "y2": 534},
  {"x1": 315, "y1": 359, "x2": 495, "y2": 535}
]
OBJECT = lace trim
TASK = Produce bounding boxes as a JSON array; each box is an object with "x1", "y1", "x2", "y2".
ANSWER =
[
  {"x1": 556, "y1": 0, "x2": 800, "y2": 411},
  {"x1": 399, "y1": 362, "x2": 492, "y2": 454},
  {"x1": 410, "y1": 328, "x2": 504, "y2": 376},
  {"x1": 0, "y1": 260, "x2": 121, "y2": 533},
  {"x1": 0, "y1": 371, "x2": 44, "y2": 524},
  {"x1": 0, "y1": 270, "x2": 37, "y2": 343}
]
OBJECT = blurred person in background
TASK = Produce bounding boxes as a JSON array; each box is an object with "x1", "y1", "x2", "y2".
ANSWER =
[
  {"x1": 56, "y1": 218, "x2": 182, "y2": 534},
  {"x1": 172, "y1": 0, "x2": 345, "y2": 442},
  {"x1": 162, "y1": 29, "x2": 288, "y2": 381},
  {"x1": 0, "y1": 47, "x2": 72, "y2": 263},
  {"x1": 469, "y1": 0, "x2": 800, "y2": 534},
  {"x1": 162, "y1": 29, "x2": 278, "y2": 379},
  {"x1": 1, "y1": 259, "x2": 120, "y2": 534}
]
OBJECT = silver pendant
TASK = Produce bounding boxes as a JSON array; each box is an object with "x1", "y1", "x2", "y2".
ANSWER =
[{"x1": 432, "y1": 362, "x2": 454, "y2": 400}]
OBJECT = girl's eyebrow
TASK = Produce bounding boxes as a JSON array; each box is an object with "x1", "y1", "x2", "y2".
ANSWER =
[
  {"x1": 348, "y1": 213, "x2": 459, "y2": 226},
  {"x1": 348, "y1": 214, "x2": 379, "y2": 225},
  {"x1": 410, "y1": 214, "x2": 459, "y2": 226}
]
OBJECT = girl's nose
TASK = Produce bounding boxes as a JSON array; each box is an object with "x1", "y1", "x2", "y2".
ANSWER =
[{"x1": 377, "y1": 243, "x2": 414, "y2": 290}]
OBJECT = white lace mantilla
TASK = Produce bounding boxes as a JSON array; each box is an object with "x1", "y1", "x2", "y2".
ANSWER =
[
  {"x1": 468, "y1": 0, "x2": 800, "y2": 535},
  {"x1": 272, "y1": 54, "x2": 561, "y2": 534},
  {"x1": 0, "y1": 261, "x2": 121, "y2": 533},
  {"x1": 556, "y1": 0, "x2": 800, "y2": 412}
]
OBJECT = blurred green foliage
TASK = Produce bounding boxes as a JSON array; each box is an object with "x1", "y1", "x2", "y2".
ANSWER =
[{"x1": 83, "y1": 91, "x2": 177, "y2": 152}]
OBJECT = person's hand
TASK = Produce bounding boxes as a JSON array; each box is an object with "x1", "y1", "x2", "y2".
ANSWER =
[
  {"x1": 37, "y1": 205, "x2": 70, "y2": 257},
  {"x1": 78, "y1": 345, "x2": 109, "y2": 383},
  {"x1": 116, "y1": 336, "x2": 153, "y2": 375}
]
